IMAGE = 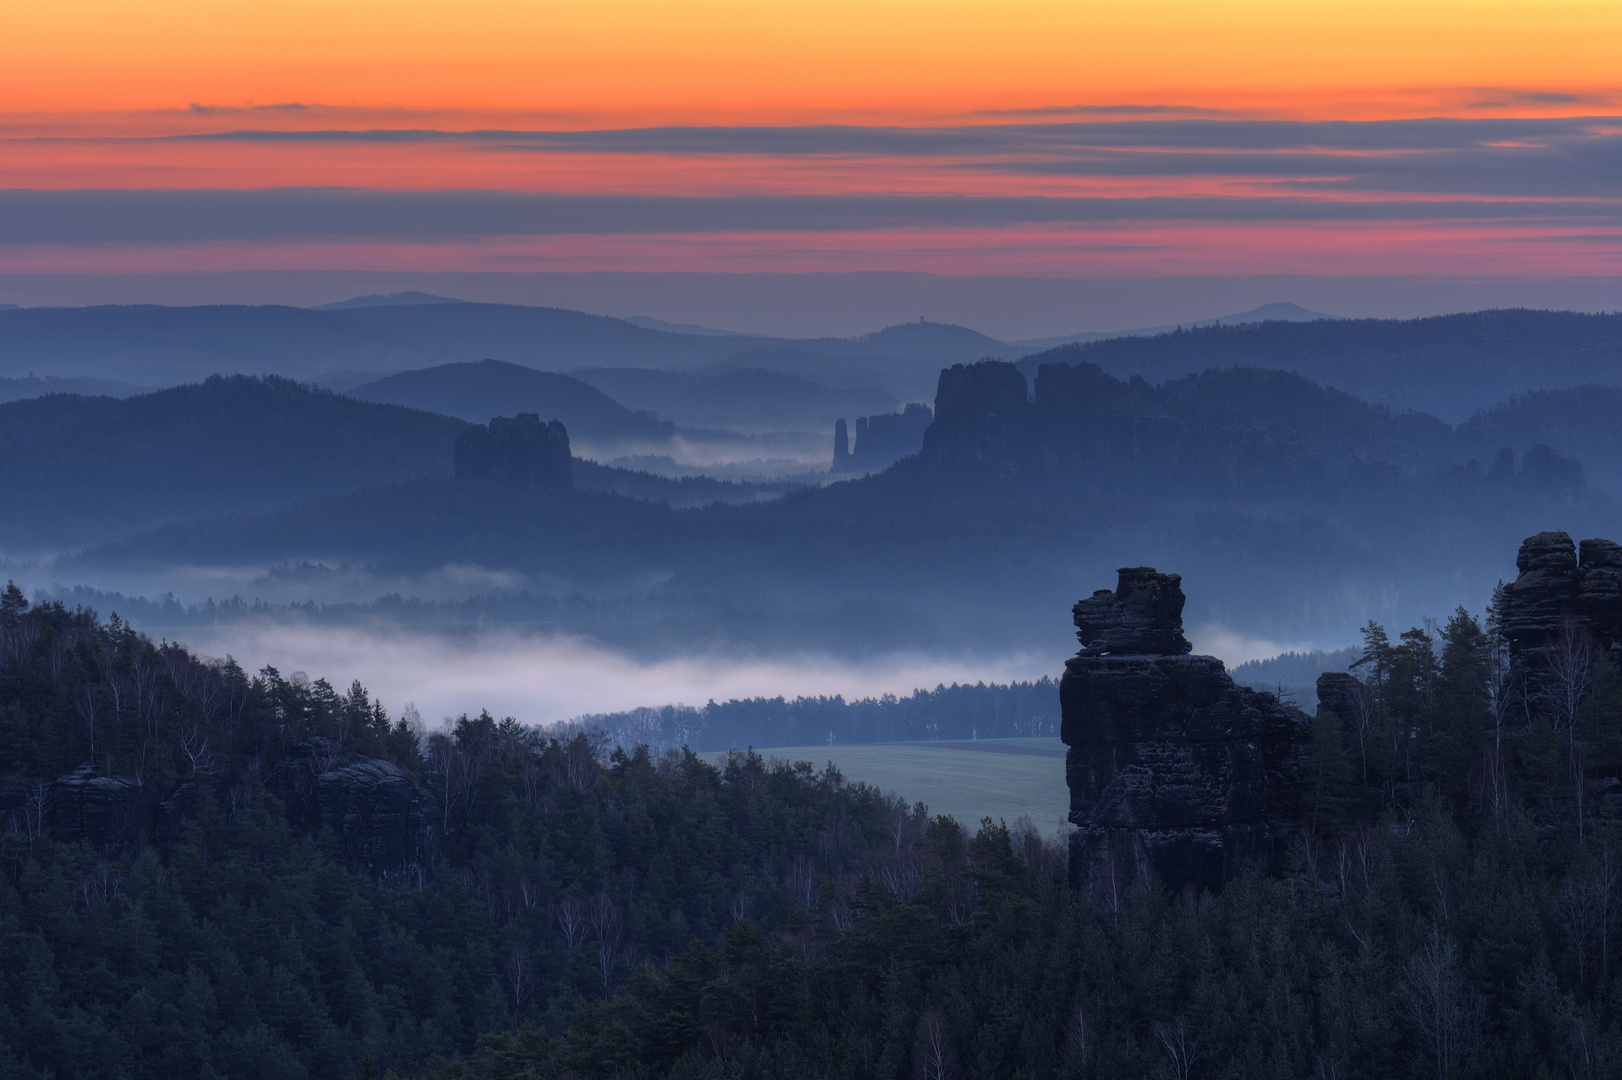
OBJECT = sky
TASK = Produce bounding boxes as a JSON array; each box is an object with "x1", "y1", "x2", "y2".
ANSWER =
[{"x1": 3, "y1": 0, "x2": 1622, "y2": 292}]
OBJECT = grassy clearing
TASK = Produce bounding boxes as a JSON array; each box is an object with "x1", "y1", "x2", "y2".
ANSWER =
[{"x1": 707, "y1": 738, "x2": 1071, "y2": 835}]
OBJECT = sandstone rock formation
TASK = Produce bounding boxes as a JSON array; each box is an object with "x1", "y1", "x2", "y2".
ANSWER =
[
  {"x1": 455, "y1": 412, "x2": 573, "y2": 487},
  {"x1": 0, "y1": 743, "x2": 430, "y2": 868},
  {"x1": 1315, "y1": 671, "x2": 1375, "y2": 730},
  {"x1": 46, "y1": 765, "x2": 152, "y2": 853},
  {"x1": 1501, "y1": 530, "x2": 1622, "y2": 667},
  {"x1": 1061, "y1": 568, "x2": 1310, "y2": 899},
  {"x1": 831, "y1": 403, "x2": 934, "y2": 475},
  {"x1": 916, "y1": 358, "x2": 1584, "y2": 500},
  {"x1": 269, "y1": 739, "x2": 432, "y2": 875}
]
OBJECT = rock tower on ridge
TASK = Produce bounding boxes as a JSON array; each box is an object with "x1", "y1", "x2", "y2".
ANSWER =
[{"x1": 455, "y1": 413, "x2": 572, "y2": 487}]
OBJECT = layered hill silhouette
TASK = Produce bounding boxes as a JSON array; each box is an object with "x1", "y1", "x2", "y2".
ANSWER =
[
  {"x1": 347, "y1": 359, "x2": 671, "y2": 447},
  {"x1": 1028, "y1": 309, "x2": 1622, "y2": 422},
  {"x1": 0, "y1": 376, "x2": 463, "y2": 550},
  {"x1": 49, "y1": 359, "x2": 1621, "y2": 653},
  {"x1": 10, "y1": 303, "x2": 1622, "y2": 426},
  {"x1": 0, "y1": 303, "x2": 1020, "y2": 392},
  {"x1": 571, "y1": 366, "x2": 899, "y2": 429},
  {"x1": 0, "y1": 376, "x2": 791, "y2": 552}
]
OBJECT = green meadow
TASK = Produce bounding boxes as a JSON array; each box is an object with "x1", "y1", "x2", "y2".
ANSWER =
[{"x1": 707, "y1": 737, "x2": 1072, "y2": 834}]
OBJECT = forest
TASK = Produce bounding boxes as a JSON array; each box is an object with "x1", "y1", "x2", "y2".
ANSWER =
[{"x1": 5, "y1": 568, "x2": 1622, "y2": 1079}]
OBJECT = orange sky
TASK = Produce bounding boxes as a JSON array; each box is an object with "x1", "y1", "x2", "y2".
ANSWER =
[
  {"x1": 7, "y1": 0, "x2": 1622, "y2": 123},
  {"x1": 2, "y1": 0, "x2": 1621, "y2": 279}
]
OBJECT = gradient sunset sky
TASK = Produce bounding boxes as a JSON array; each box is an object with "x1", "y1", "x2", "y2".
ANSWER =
[{"x1": 4, "y1": 0, "x2": 1622, "y2": 291}]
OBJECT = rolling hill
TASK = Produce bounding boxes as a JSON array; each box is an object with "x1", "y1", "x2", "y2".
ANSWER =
[
  {"x1": 1027, "y1": 309, "x2": 1622, "y2": 422},
  {"x1": 0, "y1": 375, "x2": 790, "y2": 553},
  {"x1": 570, "y1": 366, "x2": 900, "y2": 429},
  {"x1": 347, "y1": 358, "x2": 671, "y2": 447}
]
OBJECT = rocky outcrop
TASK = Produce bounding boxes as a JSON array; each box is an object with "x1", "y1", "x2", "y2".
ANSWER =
[
  {"x1": 269, "y1": 740, "x2": 432, "y2": 875},
  {"x1": 455, "y1": 413, "x2": 572, "y2": 487},
  {"x1": 1501, "y1": 530, "x2": 1622, "y2": 666},
  {"x1": 831, "y1": 404, "x2": 934, "y2": 475},
  {"x1": 920, "y1": 361, "x2": 1036, "y2": 469},
  {"x1": 1061, "y1": 568, "x2": 1310, "y2": 899},
  {"x1": 46, "y1": 765, "x2": 154, "y2": 853},
  {"x1": 1315, "y1": 671, "x2": 1374, "y2": 725},
  {"x1": 915, "y1": 359, "x2": 1587, "y2": 502}
]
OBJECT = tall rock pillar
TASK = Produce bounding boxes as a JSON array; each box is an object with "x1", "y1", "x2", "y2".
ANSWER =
[{"x1": 1060, "y1": 567, "x2": 1310, "y2": 900}]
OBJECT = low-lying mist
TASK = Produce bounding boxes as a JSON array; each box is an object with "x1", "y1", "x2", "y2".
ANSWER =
[{"x1": 175, "y1": 620, "x2": 1064, "y2": 735}]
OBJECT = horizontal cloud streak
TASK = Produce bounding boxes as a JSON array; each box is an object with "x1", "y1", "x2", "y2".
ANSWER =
[
  {"x1": 3, "y1": 189, "x2": 1621, "y2": 245},
  {"x1": 6, "y1": 111, "x2": 1622, "y2": 274},
  {"x1": 155, "y1": 116, "x2": 1619, "y2": 154}
]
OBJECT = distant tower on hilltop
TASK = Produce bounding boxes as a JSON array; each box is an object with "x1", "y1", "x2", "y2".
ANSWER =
[{"x1": 455, "y1": 413, "x2": 572, "y2": 487}]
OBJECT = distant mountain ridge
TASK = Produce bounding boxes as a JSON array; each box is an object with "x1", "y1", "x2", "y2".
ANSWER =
[
  {"x1": 1017, "y1": 308, "x2": 1622, "y2": 422},
  {"x1": 313, "y1": 291, "x2": 465, "y2": 309},
  {"x1": 0, "y1": 374, "x2": 787, "y2": 552},
  {"x1": 347, "y1": 359, "x2": 671, "y2": 448},
  {"x1": 0, "y1": 373, "x2": 146, "y2": 404},
  {"x1": 5, "y1": 301, "x2": 1622, "y2": 427},
  {"x1": 571, "y1": 366, "x2": 899, "y2": 429},
  {"x1": 1012, "y1": 301, "x2": 1339, "y2": 350}
]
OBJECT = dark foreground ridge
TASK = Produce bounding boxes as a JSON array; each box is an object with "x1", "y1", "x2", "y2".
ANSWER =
[{"x1": 1061, "y1": 567, "x2": 1310, "y2": 900}]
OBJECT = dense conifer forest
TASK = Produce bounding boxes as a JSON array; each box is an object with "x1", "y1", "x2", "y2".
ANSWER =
[{"x1": 5, "y1": 579, "x2": 1622, "y2": 1078}]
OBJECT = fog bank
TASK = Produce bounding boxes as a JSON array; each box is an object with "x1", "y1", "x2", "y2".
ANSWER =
[{"x1": 178, "y1": 622, "x2": 1061, "y2": 731}]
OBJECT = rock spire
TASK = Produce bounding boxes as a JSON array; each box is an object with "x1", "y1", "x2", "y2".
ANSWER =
[{"x1": 1060, "y1": 567, "x2": 1310, "y2": 900}]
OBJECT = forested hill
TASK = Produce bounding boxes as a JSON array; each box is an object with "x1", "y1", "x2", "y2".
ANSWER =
[
  {"x1": 0, "y1": 376, "x2": 789, "y2": 552},
  {"x1": 1030, "y1": 308, "x2": 1622, "y2": 421},
  {"x1": 1458, "y1": 385, "x2": 1622, "y2": 493},
  {"x1": 0, "y1": 588, "x2": 933, "y2": 1078},
  {"x1": 346, "y1": 360, "x2": 673, "y2": 447},
  {"x1": 9, "y1": 575, "x2": 1622, "y2": 1078},
  {"x1": 0, "y1": 377, "x2": 466, "y2": 550},
  {"x1": 0, "y1": 303, "x2": 779, "y2": 386}
]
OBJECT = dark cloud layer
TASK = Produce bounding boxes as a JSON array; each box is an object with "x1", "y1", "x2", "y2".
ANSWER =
[
  {"x1": 3, "y1": 189, "x2": 1621, "y2": 245},
  {"x1": 8, "y1": 114, "x2": 1622, "y2": 245},
  {"x1": 174, "y1": 115, "x2": 1614, "y2": 154},
  {"x1": 139, "y1": 114, "x2": 1622, "y2": 201}
]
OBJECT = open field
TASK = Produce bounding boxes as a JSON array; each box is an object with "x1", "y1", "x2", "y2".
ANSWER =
[{"x1": 707, "y1": 738, "x2": 1071, "y2": 834}]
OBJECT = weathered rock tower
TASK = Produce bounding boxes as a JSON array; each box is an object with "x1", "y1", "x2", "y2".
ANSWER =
[{"x1": 1060, "y1": 567, "x2": 1310, "y2": 900}]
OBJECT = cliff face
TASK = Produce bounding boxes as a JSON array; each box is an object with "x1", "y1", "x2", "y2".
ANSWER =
[
  {"x1": 1501, "y1": 530, "x2": 1622, "y2": 667},
  {"x1": 830, "y1": 403, "x2": 933, "y2": 475},
  {"x1": 1061, "y1": 568, "x2": 1310, "y2": 900},
  {"x1": 455, "y1": 413, "x2": 573, "y2": 487},
  {"x1": 916, "y1": 358, "x2": 1584, "y2": 499}
]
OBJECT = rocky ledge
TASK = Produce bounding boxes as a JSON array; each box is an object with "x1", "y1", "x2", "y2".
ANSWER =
[
  {"x1": 1061, "y1": 567, "x2": 1310, "y2": 900},
  {"x1": 268, "y1": 739, "x2": 433, "y2": 875}
]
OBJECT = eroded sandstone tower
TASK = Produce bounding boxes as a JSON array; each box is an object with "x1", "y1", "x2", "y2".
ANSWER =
[{"x1": 1061, "y1": 567, "x2": 1310, "y2": 899}]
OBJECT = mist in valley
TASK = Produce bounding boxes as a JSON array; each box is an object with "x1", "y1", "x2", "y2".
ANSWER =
[{"x1": 5, "y1": 301, "x2": 1613, "y2": 746}]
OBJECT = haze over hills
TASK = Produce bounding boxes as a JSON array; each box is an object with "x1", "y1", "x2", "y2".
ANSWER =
[
  {"x1": 0, "y1": 373, "x2": 145, "y2": 403},
  {"x1": 1030, "y1": 308, "x2": 1622, "y2": 422},
  {"x1": 1011, "y1": 301, "x2": 1339, "y2": 350},
  {"x1": 346, "y1": 359, "x2": 673, "y2": 450},
  {"x1": 0, "y1": 375, "x2": 788, "y2": 555},
  {"x1": 312, "y1": 290, "x2": 465, "y2": 309},
  {"x1": 0, "y1": 302, "x2": 778, "y2": 386},
  {"x1": 7, "y1": 301, "x2": 1621, "y2": 428},
  {"x1": 572, "y1": 366, "x2": 901, "y2": 430},
  {"x1": 13, "y1": 354, "x2": 1613, "y2": 660}
]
